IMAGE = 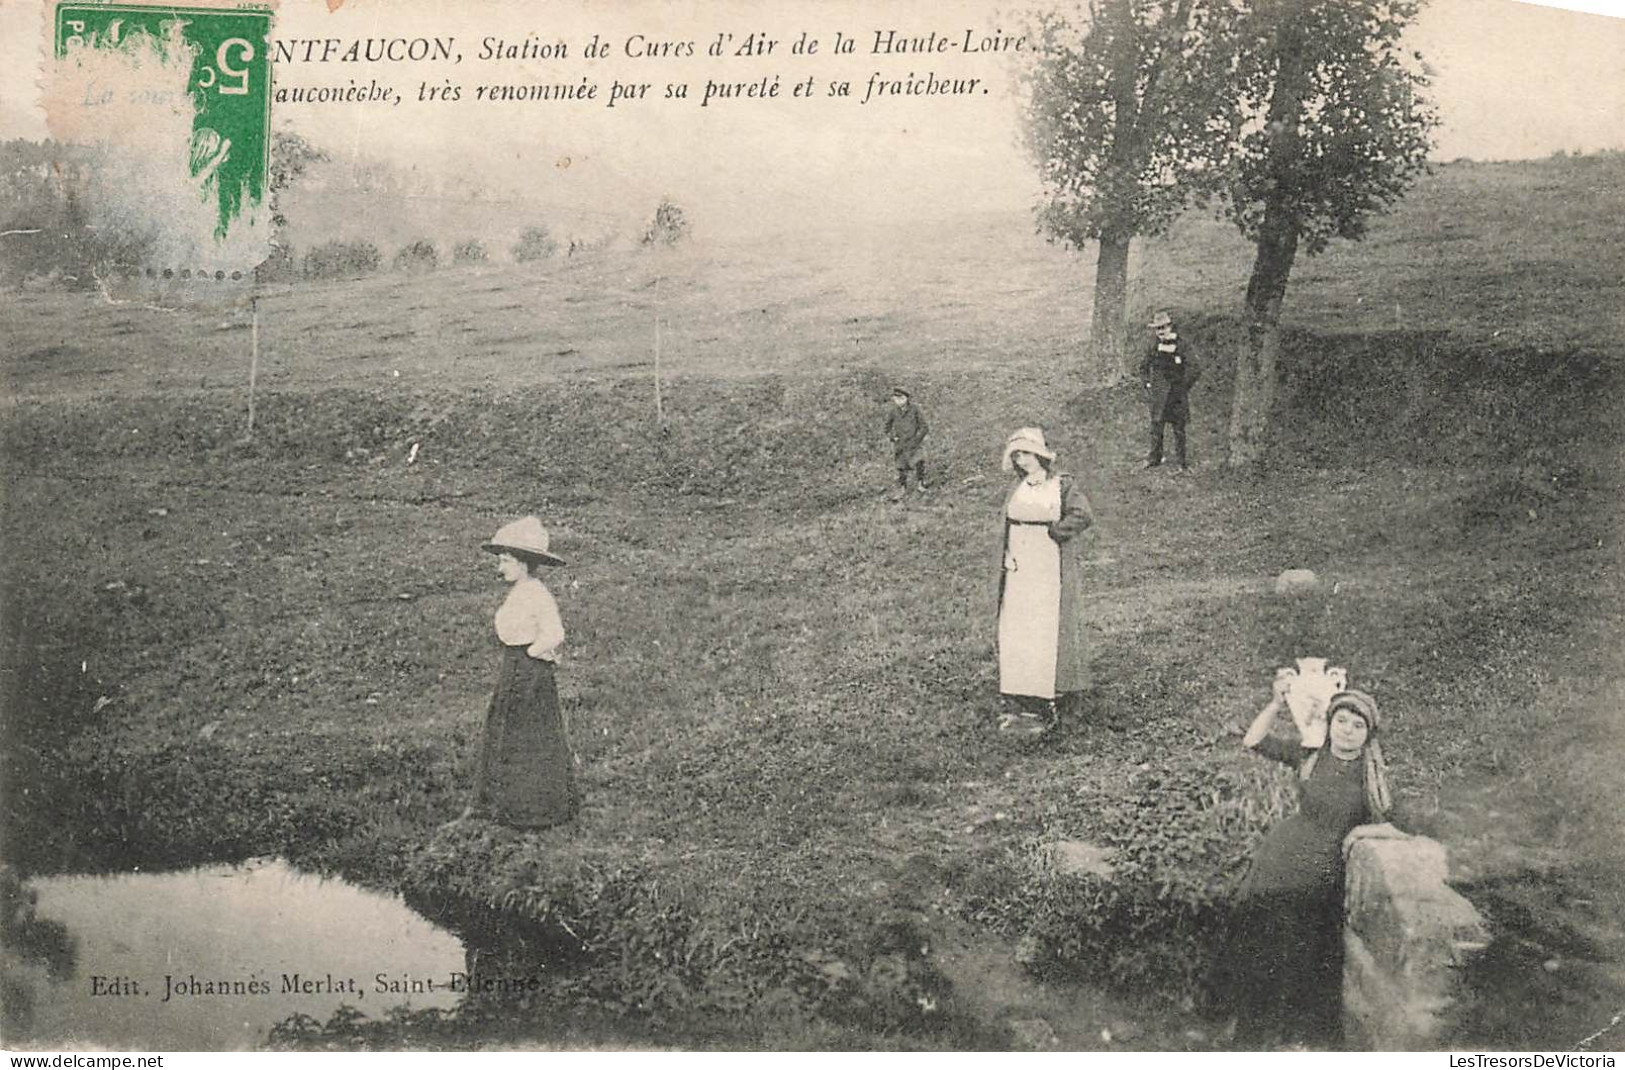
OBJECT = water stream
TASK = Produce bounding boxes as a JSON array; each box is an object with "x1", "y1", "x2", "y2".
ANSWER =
[{"x1": 5, "y1": 859, "x2": 467, "y2": 1050}]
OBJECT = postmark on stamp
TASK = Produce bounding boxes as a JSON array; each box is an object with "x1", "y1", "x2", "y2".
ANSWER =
[{"x1": 43, "y1": 1, "x2": 273, "y2": 281}]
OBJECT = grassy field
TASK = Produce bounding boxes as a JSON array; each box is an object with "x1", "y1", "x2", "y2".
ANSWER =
[{"x1": 3, "y1": 153, "x2": 1624, "y2": 1050}]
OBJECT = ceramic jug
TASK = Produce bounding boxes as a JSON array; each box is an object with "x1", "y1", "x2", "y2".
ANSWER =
[{"x1": 1275, "y1": 657, "x2": 1349, "y2": 748}]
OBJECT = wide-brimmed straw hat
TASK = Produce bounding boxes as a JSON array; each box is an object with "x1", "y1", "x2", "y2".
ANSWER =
[
  {"x1": 1147, "y1": 310, "x2": 1174, "y2": 329},
  {"x1": 1002, "y1": 426, "x2": 1056, "y2": 471},
  {"x1": 483, "y1": 516, "x2": 566, "y2": 567}
]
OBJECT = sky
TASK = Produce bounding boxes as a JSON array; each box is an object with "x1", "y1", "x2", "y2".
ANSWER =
[
  {"x1": 2, "y1": 0, "x2": 1623, "y2": 239},
  {"x1": 1407, "y1": 0, "x2": 1625, "y2": 160}
]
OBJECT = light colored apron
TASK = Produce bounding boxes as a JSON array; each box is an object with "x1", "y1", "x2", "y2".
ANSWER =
[{"x1": 999, "y1": 477, "x2": 1062, "y2": 698}]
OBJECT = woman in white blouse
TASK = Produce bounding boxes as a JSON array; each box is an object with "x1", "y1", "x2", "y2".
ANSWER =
[
  {"x1": 471, "y1": 516, "x2": 579, "y2": 827},
  {"x1": 997, "y1": 428, "x2": 1094, "y2": 734}
]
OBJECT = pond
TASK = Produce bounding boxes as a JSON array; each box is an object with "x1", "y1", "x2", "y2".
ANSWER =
[{"x1": 5, "y1": 859, "x2": 469, "y2": 1050}]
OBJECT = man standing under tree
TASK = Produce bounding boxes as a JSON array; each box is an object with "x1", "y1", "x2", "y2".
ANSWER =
[
  {"x1": 1140, "y1": 311, "x2": 1201, "y2": 470},
  {"x1": 883, "y1": 386, "x2": 930, "y2": 498}
]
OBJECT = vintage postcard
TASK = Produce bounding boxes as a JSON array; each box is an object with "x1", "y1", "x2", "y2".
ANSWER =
[{"x1": 2, "y1": 0, "x2": 1623, "y2": 1056}]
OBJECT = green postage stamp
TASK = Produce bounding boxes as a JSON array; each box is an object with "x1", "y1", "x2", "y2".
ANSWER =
[{"x1": 47, "y1": 1, "x2": 273, "y2": 277}]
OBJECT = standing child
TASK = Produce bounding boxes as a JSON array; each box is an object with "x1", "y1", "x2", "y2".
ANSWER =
[{"x1": 883, "y1": 386, "x2": 929, "y2": 496}]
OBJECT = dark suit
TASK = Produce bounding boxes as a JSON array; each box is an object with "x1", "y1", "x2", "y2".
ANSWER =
[{"x1": 1139, "y1": 332, "x2": 1201, "y2": 467}]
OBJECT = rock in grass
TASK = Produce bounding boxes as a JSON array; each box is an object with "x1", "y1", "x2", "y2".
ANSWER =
[
  {"x1": 1040, "y1": 840, "x2": 1117, "y2": 880},
  {"x1": 1008, "y1": 1017, "x2": 1059, "y2": 1050},
  {"x1": 1274, "y1": 568, "x2": 1320, "y2": 595},
  {"x1": 1106, "y1": 1018, "x2": 1142, "y2": 1042}
]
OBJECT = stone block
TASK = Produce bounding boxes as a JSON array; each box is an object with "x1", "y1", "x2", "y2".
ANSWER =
[
  {"x1": 1345, "y1": 838, "x2": 1484, "y2": 971},
  {"x1": 1344, "y1": 930, "x2": 1456, "y2": 1050},
  {"x1": 1341, "y1": 833, "x2": 1488, "y2": 1050}
]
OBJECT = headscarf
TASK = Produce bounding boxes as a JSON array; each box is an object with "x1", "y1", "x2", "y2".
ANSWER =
[{"x1": 1299, "y1": 689, "x2": 1392, "y2": 821}]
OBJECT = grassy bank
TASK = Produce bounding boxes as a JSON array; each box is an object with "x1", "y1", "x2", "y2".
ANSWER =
[{"x1": 3, "y1": 155, "x2": 1624, "y2": 1049}]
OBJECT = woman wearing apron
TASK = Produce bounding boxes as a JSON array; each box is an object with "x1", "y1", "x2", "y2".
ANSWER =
[{"x1": 996, "y1": 427, "x2": 1094, "y2": 734}]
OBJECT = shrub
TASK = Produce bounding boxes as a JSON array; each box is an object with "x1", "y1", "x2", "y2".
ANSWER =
[
  {"x1": 452, "y1": 239, "x2": 487, "y2": 264},
  {"x1": 302, "y1": 240, "x2": 381, "y2": 279},
  {"x1": 0, "y1": 143, "x2": 156, "y2": 289},
  {"x1": 958, "y1": 759, "x2": 1293, "y2": 998},
  {"x1": 640, "y1": 198, "x2": 689, "y2": 247},
  {"x1": 255, "y1": 241, "x2": 297, "y2": 283},
  {"x1": 392, "y1": 239, "x2": 438, "y2": 273},
  {"x1": 512, "y1": 226, "x2": 557, "y2": 262}
]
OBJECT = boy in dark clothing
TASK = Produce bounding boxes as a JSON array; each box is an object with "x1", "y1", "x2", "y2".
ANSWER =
[
  {"x1": 1139, "y1": 310, "x2": 1202, "y2": 469},
  {"x1": 883, "y1": 387, "x2": 929, "y2": 495}
]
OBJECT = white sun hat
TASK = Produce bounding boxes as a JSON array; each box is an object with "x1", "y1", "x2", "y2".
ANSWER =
[
  {"x1": 482, "y1": 516, "x2": 566, "y2": 567},
  {"x1": 1002, "y1": 427, "x2": 1056, "y2": 471}
]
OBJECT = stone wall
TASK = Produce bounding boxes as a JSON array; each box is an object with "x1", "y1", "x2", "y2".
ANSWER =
[{"x1": 1342, "y1": 829, "x2": 1489, "y2": 1050}]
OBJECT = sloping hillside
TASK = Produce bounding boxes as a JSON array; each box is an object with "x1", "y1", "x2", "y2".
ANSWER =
[{"x1": 3, "y1": 154, "x2": 1622, "y2": 1050}]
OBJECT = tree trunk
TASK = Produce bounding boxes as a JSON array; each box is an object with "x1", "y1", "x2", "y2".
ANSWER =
[
  {"x1": 1091, "y1": 232, "x2": 1132, "y2": 381},
  {"x1": 1091, "y1": 0, "x2": 1141, "y2": 385},
  {"x1": 1227, "y1": 6, "x2": 1308, "y2": 469},
  {"x1": 1229, "y1": 216, "x2": 1299, "y2": 467}
]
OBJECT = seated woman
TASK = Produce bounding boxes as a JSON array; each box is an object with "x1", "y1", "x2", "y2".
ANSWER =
[{"x1": 1218, "y1": 681, "x2": 1392, "y2": 1048}]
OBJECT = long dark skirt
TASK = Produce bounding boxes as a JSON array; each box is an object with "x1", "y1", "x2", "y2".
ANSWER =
[
  {"x1": 474, "y1": 646, "x2": 578, "y2": 829},
  {"x1": 1218, "y1": 888, "x2": 1345, "y2": 1047}
]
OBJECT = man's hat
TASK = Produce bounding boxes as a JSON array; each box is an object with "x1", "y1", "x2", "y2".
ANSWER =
[
  {"x1": 890, "y1": 386, "x2": 911, "y2": 399},
  {"x1": 1147, "y1": 310, "x2": 1173, "y2": 329}
]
